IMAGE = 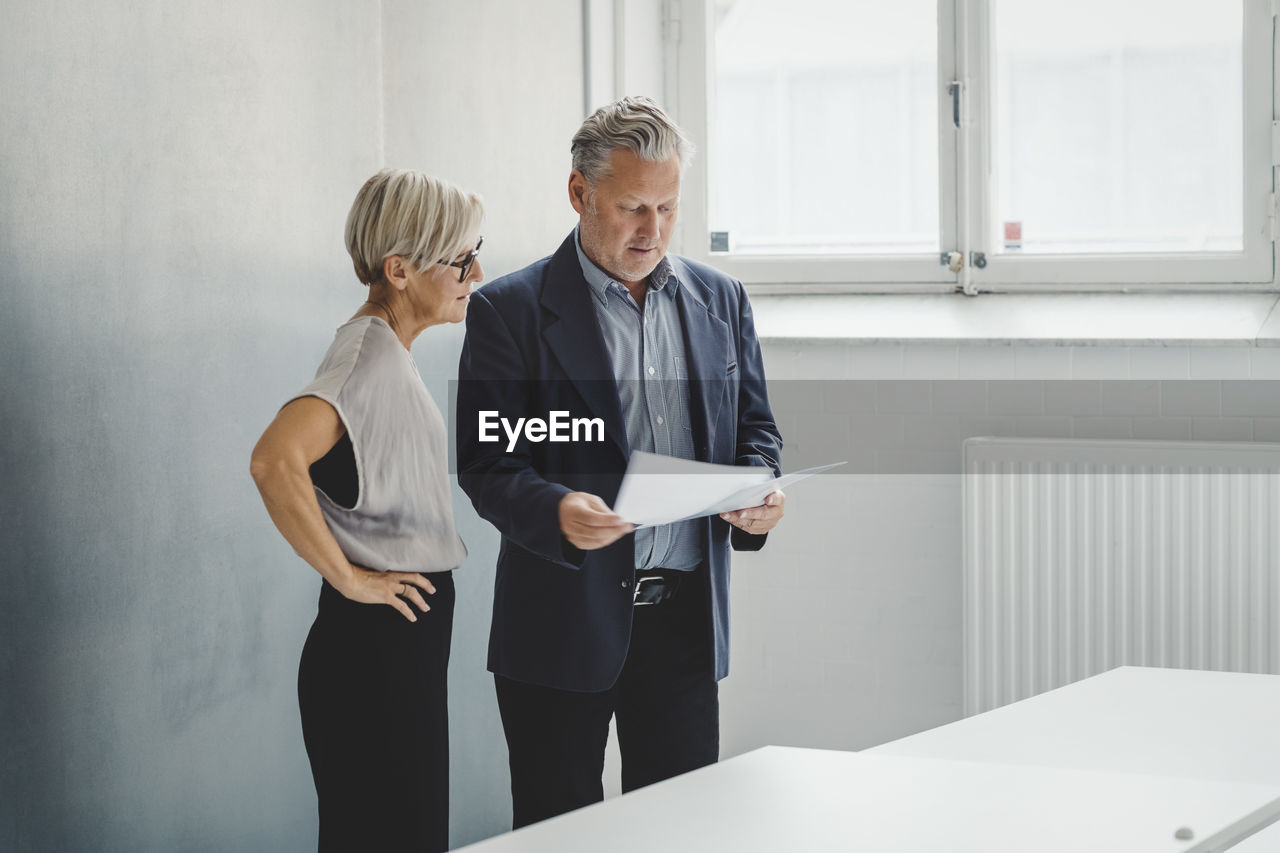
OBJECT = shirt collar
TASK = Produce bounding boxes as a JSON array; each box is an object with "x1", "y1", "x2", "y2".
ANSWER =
[{"x1": 574, "y1": 227, "x2": 679, "y2": 308}]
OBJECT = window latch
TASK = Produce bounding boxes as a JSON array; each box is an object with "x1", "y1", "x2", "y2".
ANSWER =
[{"x1": 948, "y1": 81, "x2": 962, "y2": 129}]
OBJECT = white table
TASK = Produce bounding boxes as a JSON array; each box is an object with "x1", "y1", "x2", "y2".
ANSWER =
[
  {"x1": 870, "y1": 666, "x2": 1280, "y2": 850},
  {"x1": 458, "y1": 749, "x2": 1280, "y2": 851},
  {"x1": 458, "y1": 667, "x2": 1280, "y2": 852}
]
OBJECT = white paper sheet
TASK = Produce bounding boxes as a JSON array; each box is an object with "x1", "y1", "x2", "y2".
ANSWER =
[{"x1": 611, "y1": 451, "x2": 845, "y2": 527}]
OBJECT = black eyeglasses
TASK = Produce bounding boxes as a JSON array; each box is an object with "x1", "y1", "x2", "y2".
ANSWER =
[{"x1": 439, "y1": 236, "x2": 483, "y2": 282}]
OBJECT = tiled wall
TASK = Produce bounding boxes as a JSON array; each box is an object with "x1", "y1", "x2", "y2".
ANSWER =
[{"x1": 718, "y1": 342, "x2": 1280, "y2": 761}]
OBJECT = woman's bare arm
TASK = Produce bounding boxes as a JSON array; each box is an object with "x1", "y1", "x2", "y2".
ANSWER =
[{"x1": 250, "y1": 396, "x2": 435, "y2": 621}]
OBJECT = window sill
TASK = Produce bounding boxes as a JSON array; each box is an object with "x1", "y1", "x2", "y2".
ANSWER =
[{"x1": 748, "y1": 292, "x2": 1280, "y2": 347}]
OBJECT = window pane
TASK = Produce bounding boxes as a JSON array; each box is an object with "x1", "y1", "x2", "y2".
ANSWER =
[
  {"x1": 709, "y1": 0, "x2": 939, "y2": 255},
  {"x1": 993, "y1": 0, "x2": 1242, "y2": 255}
]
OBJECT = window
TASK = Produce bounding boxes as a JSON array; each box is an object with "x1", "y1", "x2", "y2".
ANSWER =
[{"x1": 668, "y1": 0, "x2": 1273, "y2": 289}]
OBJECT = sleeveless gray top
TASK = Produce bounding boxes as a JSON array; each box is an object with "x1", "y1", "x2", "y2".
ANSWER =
[{"x1": 291, "y1": 316, "x2": 466, "y2": 573}]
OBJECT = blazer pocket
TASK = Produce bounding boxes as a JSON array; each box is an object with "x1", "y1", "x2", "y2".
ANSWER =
[{"x1": 726, "y1": 361, "x2": 738, "y2": 375}]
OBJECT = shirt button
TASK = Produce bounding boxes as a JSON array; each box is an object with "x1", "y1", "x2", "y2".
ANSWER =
[
  {"x1": 621, "y1": 579, "x2": 631, "y2": 589},
  {"x1": 656, "y1": 416, "x2": 664, "y2": 425},
  {"x1": 648, "y1": 366, "x2": 656, "y2": 375}
]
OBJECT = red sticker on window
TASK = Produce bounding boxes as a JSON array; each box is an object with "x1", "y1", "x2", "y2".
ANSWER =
[{"x1": 1004, "y1": 221, "x2": 1022, "y2": 250}]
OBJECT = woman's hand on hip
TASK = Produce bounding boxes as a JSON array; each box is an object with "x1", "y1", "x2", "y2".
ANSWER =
[{"x1": 337, "y1": 566, "x2": 436, "y2": 622}]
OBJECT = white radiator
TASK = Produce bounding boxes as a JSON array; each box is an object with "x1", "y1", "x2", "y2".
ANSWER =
[{"x1": 963, "y1": 437, "x2": 1280, "y2": 716}]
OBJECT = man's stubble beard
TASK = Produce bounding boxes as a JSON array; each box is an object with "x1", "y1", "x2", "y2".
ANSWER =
[{"x1": 581, "y1": 192, "x2": 661, "y2": 285}]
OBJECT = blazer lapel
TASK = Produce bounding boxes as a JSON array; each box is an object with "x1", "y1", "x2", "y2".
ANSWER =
[
  {"x1": 674, "y1": 264, "x2": 731, "y2": 458},
  {"x1": 540, "y1": 234, "x2": 630, "y2": 456}
]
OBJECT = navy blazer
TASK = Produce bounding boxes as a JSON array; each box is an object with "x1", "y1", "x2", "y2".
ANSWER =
[{"x1": 457, "y1": 232, "x2": 782, "y2": 692}]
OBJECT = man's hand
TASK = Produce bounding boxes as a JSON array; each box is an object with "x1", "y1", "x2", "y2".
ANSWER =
[
  {"x1": 559, "y1": 492, "x2": 635, "y2": 550},
  {"x1": 720, "y1": 489, "x2": 785, "y2": 535}
]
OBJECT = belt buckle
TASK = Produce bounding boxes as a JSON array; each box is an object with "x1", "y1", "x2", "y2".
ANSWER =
[{"x1": 633, "y1": 575, "x2": 662, "y2": 605}]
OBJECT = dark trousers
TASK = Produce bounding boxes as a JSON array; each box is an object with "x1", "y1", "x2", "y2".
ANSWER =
[
  {"x1": 494, "y1": 568, "x2": 719, "y2": 829},
  {"x1": 298, "y1": 572, "x2": 455, "y2": 853}
]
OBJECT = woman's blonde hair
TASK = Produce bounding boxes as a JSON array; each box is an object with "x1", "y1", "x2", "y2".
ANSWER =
[{"x1": 344, "y1": 169, "x2": 484, "y2": 286}]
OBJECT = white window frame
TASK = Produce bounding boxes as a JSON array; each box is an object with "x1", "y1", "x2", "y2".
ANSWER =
[{"x1": 665, "y1": 0, "x2": 1276, "y2": 292}]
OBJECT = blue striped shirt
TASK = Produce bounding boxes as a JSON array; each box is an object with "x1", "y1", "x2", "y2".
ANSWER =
[{"x1": 575, "y1": 231, "x2": 703, "y2": 571}]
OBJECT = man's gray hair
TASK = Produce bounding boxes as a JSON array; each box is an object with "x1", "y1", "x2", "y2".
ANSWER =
[{"x1": 571, "y1": 96, "x2": 694, "y2": 184}]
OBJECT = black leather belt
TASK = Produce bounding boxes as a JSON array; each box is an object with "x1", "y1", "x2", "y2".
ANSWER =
[{"x1": 633, "y1": 572, "x2": 685, "y2": 606}]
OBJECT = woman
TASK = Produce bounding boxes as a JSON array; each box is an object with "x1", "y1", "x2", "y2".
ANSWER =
[{"x1": 250, "y1": 168, "x2": 483, "y2": 852}]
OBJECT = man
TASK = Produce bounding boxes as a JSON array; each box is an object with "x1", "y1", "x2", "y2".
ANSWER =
[{"x1": 456, "y1": 96, "x2": 783, "y2": 828}]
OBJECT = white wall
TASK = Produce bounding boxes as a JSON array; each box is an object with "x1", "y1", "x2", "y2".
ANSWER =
[{"x1": 719, "y1": 340, "x2": 1280, "y2": 763}]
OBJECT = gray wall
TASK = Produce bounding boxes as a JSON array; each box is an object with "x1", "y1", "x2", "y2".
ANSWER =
[
  {"x1": 378, "y1": 0, "x2": 585, "y2": 843},
  {"x1": 0, "y1": 0, "x2": 581, "y2": 849}
]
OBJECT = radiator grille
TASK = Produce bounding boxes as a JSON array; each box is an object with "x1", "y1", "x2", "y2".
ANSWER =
[{"x1": 963, "y1": 438, "x2": 1280, "y2": 715}]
